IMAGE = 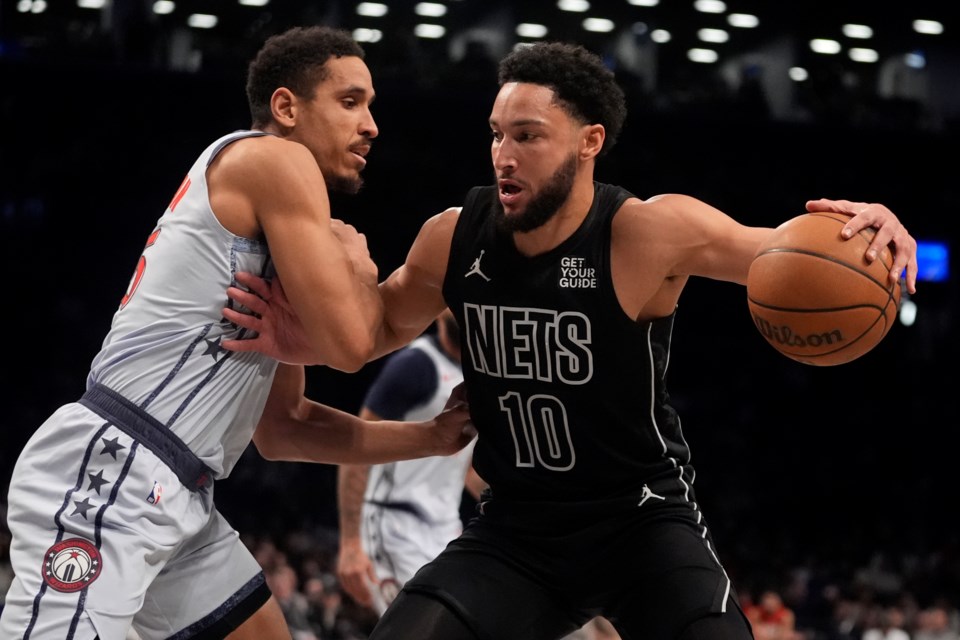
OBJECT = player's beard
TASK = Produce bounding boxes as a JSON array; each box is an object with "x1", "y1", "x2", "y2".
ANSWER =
[
  {"x1": 326, "y1": 173, "x2": 364, "y2": 195},
  {"x1": 494, "y1": 152, "x2": 577, "y2": 234}
]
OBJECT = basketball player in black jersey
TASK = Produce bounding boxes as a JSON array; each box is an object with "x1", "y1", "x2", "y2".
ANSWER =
[{"x1": 225, "y1": 42, "x2": 918, "y2": 639}]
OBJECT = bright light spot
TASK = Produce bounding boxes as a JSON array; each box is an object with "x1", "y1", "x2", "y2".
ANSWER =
[
  {"x1": 153, "y1": 0, "x2": 175, "y2": 15},
  {"x1": 849, "y1": 47, "x2": 878, "y2": 63},
  {"x1": 30, "y1": 0, "x2": 46, "y2": 11},
  {"x1": 810, "y1": 38, "x2": 841, "y2": 55},
  {"x1": 627, "y1": 0, "x2": 658, "y2": 5},
  {"x1": 899, "y1": 298, "x2": 917, "y2": 326},
  {"x1": 516, "y1": 23, "x2": 548, "y2": 38},
  {"x1": 651, "y1": 29, "x2": 671, "y2": 43},
  {"x1": 77, "y1": 0, "x2": 105, "y2": 8},
  {"x1": 415, "y1": 2, "x2": 446, "y2": 17},
  {"x1": 583, "y1": 17, "x2": 615, "y2": 32},
  {"x1": 558, "y1": 0, "x2": 589, "y2": 12},
  {"x1": 698, "y1": 28, "x2": 728, "y2": 43},
  {"x1": 17, "y1": 0, "x2": 32, "y2": 11},
  {"x1": 187, "y1": 13, "x2": 218, "y2": 28},
  {"x1": 414, "y1": 23, "x2": 446, "y2": 38},
  {"x1": 693, "y1": 0, "x2": 725, "y2": 14},
  {"x1": 727, "y1": 13, "x2": 758, "y2": 28},
  {"x1": 356, "y1": 2, "x2": 388, "y2": 17},
  {"x1": 904, "y1": 51, "x2": 926, "y2": 69},
  {"x1": 913, "y1": 19, "x2": 943, "y2": 35},
  {"x1": 687, "y1": 48, "x2": 718, "y2": 63},
  {"x1": 352, "y1": 28, "x2": 383, "y2": 43},
  {"x1": 788, "y1": 66, "x2": 809, "y2": 82},
  {"x1": 239, "y1": 0, "x2": 268, "y2": 6},
  {"x1": 842, "y1": 24, "x2": 873, "y2": 39}
]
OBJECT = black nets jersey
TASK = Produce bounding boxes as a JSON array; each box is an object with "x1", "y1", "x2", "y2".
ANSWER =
[{"x1": 443, "y1": 182, "x2": 695, "y2": 506}]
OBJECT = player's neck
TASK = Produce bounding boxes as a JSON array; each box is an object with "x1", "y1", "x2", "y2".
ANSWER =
[{"x1": 512, "y1": 178, "x2": 595, "y2": 256}]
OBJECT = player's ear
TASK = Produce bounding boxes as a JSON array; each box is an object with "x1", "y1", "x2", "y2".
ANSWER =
[
  {"x1": 270, "y1": 88, "x2": 297, "y2": 128},
  {"x1": 580, "y1": 124, "x2": 604, "y2": 160}
]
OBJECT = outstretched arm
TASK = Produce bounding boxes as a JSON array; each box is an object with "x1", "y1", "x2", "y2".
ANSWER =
[
  {"x1": 629, "y1": 195, "x2": 917, "y2": 289},
  {"x1": 337, "y1": 455, "x2": 377, "y2": 609},
  {"x1": 252, "y1": 365, "x2": 475, "y2": 464}
]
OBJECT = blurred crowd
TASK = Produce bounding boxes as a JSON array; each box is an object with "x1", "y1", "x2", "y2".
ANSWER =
[{"x1": 3, "y1": 493, "x2": 959, "y2": 640}]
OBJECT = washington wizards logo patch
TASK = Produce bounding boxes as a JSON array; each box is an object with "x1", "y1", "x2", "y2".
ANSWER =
[{"x1": 42, "y1": 538, "x2": 102, "y2": 593}]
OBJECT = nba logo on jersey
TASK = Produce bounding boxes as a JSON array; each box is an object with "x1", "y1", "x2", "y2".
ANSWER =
[
  {"x1": 42, "y1": 538, "x2": 103, "y2": 593},
  {"x1": 147, "y1": 481, "x2": 163, "y2": 505}
]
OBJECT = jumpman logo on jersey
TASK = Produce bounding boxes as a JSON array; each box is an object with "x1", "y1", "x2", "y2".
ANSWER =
[
  {"x1": 465, "y1": 250, "x2": 491, "y2": 281},
  {"x1": 638, "y1": 484, "x2": 665, "y2": 508}
]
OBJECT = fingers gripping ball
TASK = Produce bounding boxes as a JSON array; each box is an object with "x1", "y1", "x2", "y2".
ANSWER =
[{"x1": 746, "y1": 211, "x2": 901, "y2": 366}]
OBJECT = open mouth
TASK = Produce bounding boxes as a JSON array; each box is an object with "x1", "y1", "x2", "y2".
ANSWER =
[{"x1": 499, "y1": 180, "x2": 522, "y2": 196}]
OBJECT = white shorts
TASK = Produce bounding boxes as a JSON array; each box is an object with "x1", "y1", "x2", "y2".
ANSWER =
[
  {"x1": 361, "y1": 502, "x2": 463, "y2": 616},
  {"x1": 0, "y1": 401, "x2": 266, "y2": 640}
]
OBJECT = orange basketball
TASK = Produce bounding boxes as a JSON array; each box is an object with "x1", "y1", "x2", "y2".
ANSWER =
[{"x1": 746, "y1": 211, "x2": 901, "y2": 366}]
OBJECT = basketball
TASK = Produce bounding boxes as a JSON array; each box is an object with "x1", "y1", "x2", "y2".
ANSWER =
[{"x1": 746, "y1": 211, "x2": 901, "y2": 366}]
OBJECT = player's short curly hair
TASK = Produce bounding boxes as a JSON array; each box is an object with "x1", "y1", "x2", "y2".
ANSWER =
[
  {"x1": 246, "y1": 26, "x2": 365, "y2": 128},
  {"x1": 498, "y1": 42, "x2": 627, "y2": 156}
]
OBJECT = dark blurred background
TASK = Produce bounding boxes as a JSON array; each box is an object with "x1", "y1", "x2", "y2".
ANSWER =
[{"x1": 1, "y1": 0, "x2": 958, "y2": 636}]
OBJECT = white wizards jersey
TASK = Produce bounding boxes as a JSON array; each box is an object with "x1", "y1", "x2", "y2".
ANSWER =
[
  {"x1": 87, "y1": 130, "x2": 278, "y2": 479},
  {"x1": 364, "y1": 335, "x2": 474, "y2": 526}
]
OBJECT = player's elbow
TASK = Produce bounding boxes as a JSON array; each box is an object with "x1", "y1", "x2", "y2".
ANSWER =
[
  {"x1": 252, "y1": 420, "x2": 294, "y2": 461},
  {"x1": 322, "y1": 331, "x2": 377, "y2": 373}
]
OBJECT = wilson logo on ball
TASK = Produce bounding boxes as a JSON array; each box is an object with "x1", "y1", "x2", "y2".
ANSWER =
[
  {"x1": 42, "y1": 538, "x2": 102, "y2": 593},
  {"x1": 752, "y1": 316, "x2": 845, "y2": 348}
]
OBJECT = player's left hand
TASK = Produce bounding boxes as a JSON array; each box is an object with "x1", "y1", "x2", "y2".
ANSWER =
[
  {"x1": 430, "y1": 383, "x2": 476, "y2": 455},
  {"x1": 222, "y1": 272, "x2": 321, "y2": 364},
  {"x1": 806, "y1": 198, "x2": 917, "y2": 294},
  {"x1": 337, "y1": 542, "x2": 378, "y2": 610}
]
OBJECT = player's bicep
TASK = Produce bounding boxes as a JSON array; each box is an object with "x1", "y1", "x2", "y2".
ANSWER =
[
  {"x1": 378, "y1": 209, "x2": 458, "y2": 352},
  {"x1": 645, "y1": 194, "x2": 772, "y2": 284},
  {"x1": 253, "y1": 145, "x2": 378, "y2": 363}
]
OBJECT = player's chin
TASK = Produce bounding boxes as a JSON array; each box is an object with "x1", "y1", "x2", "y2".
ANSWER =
[{"x1": 327, "y1": 171, "x2": 364, "y2": 195}]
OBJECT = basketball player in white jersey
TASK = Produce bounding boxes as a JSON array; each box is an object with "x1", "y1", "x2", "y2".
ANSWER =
[
  {"x1": 337, "y1": 309, "x2": 486, "y2": 617},
  {"x1": 0, "y1": 26, "x2": 474, "y2": 640}
]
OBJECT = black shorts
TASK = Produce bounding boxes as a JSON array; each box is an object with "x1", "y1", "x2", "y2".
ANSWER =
[{"x1": 400, "y1": 499, "x2": 749, "y2": 640}]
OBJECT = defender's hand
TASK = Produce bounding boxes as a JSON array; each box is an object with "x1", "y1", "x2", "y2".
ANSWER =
[
  {"x1": 222, "y1": 272, "x2": 321, "y2": 365},
  {"x1": 430, "y1": 383, "x2": 477, "y2": 456}
]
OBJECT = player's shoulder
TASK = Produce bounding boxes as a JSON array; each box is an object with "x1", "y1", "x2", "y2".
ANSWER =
[
  {"x1": 214, "y1": 133, "x2": 308, "y2": 175},
  {"x1": 416, "y1": 206, "x2": 461, "y2": 243},
  {"x1": 616, "y1": 193, "x2": 709, "y2": 227},
  {"x1": 433, "y1": 206, "x2": 462, "y2": 225},
  {"x1": 220, "y1": 134, "x2": 309, "y2": 168}
]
